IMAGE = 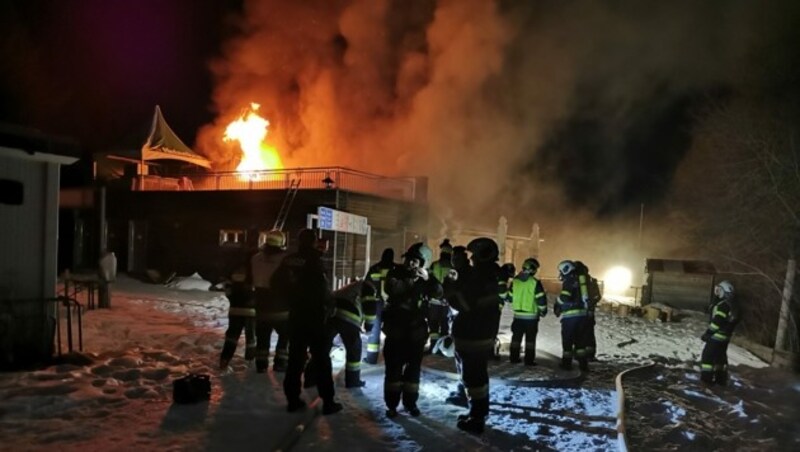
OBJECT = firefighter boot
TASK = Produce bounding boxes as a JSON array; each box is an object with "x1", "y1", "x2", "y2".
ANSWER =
[
  {"x1": 560, "y1": 357, "x2": 573, "y2": 371},
  {"x1": 509, "y1": 343, "x2": 522, "y2": 364},
  {"x1": 255, "y1": 359, "x2": 268, "y2": 373},
  {"x1": 714, "y1": 369, "x2": 728, "y2": 386},
  {"x1": 287, "y1": 398, "x2": 306, "y2": 413},
  {"x1": 322, "y1": 400, "x2": 343, "y2": 415},
  {"x1": 273, "y1": 359, "x2": 287, "y2": 372},
  {"x1": 578, "y1": 358, "x2": 589, "y2": 372},
  {"x1": 446, "y1": 383, "x2": 468, "y2": 407},
  {"x1": 345, "y1": 369, "x2": 366, "y2": 388},
  {"x1": 457, "y1": 416, "x2": 485, "y2": 435}
]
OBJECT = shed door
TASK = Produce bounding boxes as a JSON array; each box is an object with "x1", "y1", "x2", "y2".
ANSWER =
[{"x1": 127, "y1": 220, "x2": 148, "y2": 274}]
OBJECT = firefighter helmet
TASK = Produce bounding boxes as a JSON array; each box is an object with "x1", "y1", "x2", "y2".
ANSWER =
[
  {"x1": 715, "y1": 280, "x2": 734, "y2": 297},
  {"x1": 523, "y1": 258, "x2": 540, "y2": 273},
  {"x1": 439, "y1": 238, "x2": 454, "y2": 254},
  {"x1": 500, "y1": 263, "x2": 516, "y2": 280},
  {"x1": 557, "y1": 260, "x2": 576, "y2": 277},
  {"x1": 467, "y1": 237, "x2": 499, "y2": 263},
  {"x1": 403, "y1": 242, "x2": 433, "y2": 268},
  {"x1": 297, "y1": 228, "x2": 317, "y2": 249},
  {"x1": 264, "y1": 229, "x2": 287, "y2": 250},
  {"x1": 380, "y1": 248, "x2": 395, "y2": 264},
  {"x1": 433, "y1": 335, "x2": 455, "y2": 358}
]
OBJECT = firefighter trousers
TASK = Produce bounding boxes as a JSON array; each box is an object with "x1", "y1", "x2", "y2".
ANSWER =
[
  {"x1": 585, "y1": 315, "x2": 597, "y2": 359},
  {"x1": 364, "y1": 299, "x2": 384, "y2": 364},
  {"x1": 383, "y1": 335, "x2": 426, "y2": 410},
  {"x1": 560, "y1": 315, "x2": 589, "y2": 369},
  {"x1": 221, "y1": 315, "x2": 256, "y2": 365},
  {"x1": 510, "y1": 318, "x2": 539, "y2": 364},
  {"x1": 455, "y1": 341, "x2": 492, "y2": 419},
  {"x1": 701, "y1": 339, "x2": 729, "y2": 384},
  {"x1": 283, "y1": 323, "x2": 335, "y2": 404},
  {"x1": 307, "y1": 317, "x2": 363, "y2": 387},
  {"x1": 255, "y1": 317, "x2": 288, "y2": 372}
]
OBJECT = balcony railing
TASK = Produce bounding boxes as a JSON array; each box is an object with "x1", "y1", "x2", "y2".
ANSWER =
[{"x1": 132, "y1": 167, "x2": 418, "y2": 201}]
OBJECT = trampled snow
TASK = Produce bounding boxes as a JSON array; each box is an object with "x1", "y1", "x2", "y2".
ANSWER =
[{"x1": 0, "y1": 275, "x2": 797, "y2": 451}]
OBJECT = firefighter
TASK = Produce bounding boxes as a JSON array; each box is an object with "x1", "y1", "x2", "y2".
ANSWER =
[
  {"x1": 310, "y1": 279, "x2": 376, "y2": 388},
  {"x1": 554, "y1": 260, "x2": 590, "y2": 372},
  {"x1": 273, "y1": 229, "x2": 342, "y2": 415},
  {"x1": 575, "y1": 261, "x2": 602, "y2": 361},
  {"x1": 444, "y1": 245, "x2": 470, "y2": 405},
  {"x1": 509, "y1": 258, "x2": 547, "y2": 365},
  {"x1": 219, "y1": 258, "x2": 256, "y2": 370},
  {"x1": 251, "y1": 229, "x2": 289, "y2": 373},
  {"x1": 700, "y1": 280, "x2": 739, "y2": 385},
  {"x1": 449, "y1": 237, "x2": 504, "y2": 435},
  {"x1": 382, "y1": 242, "x2": 442, "y2": 418},
  {"x1": 363, "y1": 248, "x2": 398, "y2": 365},
  {"x1": 493, "y1": 262, "x2": 515, "y2": 360},
  {"x1": 427, "y1": 239, "x2": 454, "y2": 353}
]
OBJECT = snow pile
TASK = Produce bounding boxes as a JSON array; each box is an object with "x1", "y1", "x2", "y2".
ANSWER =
[{"x1": 165, "y1": 272, "x2": 213, "y2": 291}]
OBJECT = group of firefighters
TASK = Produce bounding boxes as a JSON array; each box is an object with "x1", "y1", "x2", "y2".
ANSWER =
[{"x1": 218, "y1": 229, "x2": 739, "y2": 435}]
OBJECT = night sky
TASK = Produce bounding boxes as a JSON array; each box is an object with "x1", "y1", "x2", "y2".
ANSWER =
[
  {"x1": 2, "y1": 0, "x2": 800, "y2": 219},
  {"x1": 0, "y1": 0, "x2": 241, "y2": 153}
]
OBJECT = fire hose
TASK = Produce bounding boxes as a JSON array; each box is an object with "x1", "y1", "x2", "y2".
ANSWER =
[{"x1": 614, "y1": 360, "x2": 656, "y2": 452}]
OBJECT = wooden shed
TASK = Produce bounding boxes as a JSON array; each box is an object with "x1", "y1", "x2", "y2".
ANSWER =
[{"x1": 643, "y1": 258, "x2": 716, "y2": 311}]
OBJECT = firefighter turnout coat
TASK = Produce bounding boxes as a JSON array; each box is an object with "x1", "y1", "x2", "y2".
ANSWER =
[
  {"x1": 509, "y1": 272, "x2": 547, "y2": 364},
  {"x1": 449, "y1": 262, "x2": 504, "y2": 420},
  {"x1": 381, "y1": 266, "x2": 442, "y2": 411}
]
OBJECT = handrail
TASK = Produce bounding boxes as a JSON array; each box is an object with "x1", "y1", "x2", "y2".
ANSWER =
[
  {"x1": 53, "y1": 296, "x2": 83, "y2": 355},
  {"x1": 132, "y1": 166, "x2": 419, "y2": 201},
  {"x1": 0, "y1": 296, "x2": 84, "y2": 361}
]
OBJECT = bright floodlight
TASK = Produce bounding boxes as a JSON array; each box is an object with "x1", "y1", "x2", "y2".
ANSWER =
[{"x1": 603, "y1": 266, "x2": 632, "y2": 295}]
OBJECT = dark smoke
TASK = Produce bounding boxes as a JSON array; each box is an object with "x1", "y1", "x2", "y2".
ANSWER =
[{"x1": 197, "y1": 0, "x2": 800, "y2": 275}]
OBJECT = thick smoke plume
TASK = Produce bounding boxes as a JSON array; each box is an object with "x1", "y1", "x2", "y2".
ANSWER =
[{"x1": 197, "y1": 0, "x2": 797, "y2": 275}]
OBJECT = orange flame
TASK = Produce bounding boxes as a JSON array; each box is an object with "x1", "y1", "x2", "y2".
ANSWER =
[{"x1": 223, "y1": 103, "x2": 283, "y2": 176}]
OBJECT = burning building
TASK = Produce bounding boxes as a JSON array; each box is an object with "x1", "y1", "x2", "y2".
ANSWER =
[{"x1": 76, "y1": 106, "x2": 428, "y2": 286}]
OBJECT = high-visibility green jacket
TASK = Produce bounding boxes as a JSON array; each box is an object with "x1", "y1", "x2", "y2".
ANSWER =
[
  {"x1": 429, "y1": 260, "x2": 453, "y2": 284},
  {"x1": 511, "y1": 273, "x2": 547, "y2": 320}
]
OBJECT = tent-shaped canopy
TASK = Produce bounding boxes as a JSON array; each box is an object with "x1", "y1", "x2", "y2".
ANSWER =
[{"x1": 140, "y1": 105, "x2": 211, "y2": 168}]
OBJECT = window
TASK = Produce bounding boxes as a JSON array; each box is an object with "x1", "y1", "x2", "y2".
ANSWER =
[{"x1": 219, "y1": 229, "x2": 246, "y2": 247}]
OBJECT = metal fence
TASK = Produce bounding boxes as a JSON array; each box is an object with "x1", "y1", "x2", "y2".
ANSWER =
[{"x1": 133, "y1": 167, "x2": 418, "y2": 201}]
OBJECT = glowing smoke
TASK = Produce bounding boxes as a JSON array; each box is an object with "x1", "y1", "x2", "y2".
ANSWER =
[{"x1": 196, "y1": 0, "x2": 798, "y2": 268}]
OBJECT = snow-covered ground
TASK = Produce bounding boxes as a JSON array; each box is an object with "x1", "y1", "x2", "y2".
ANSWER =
[{"x1": 0, "y1": 275, "x2": 797, "y2": 451}]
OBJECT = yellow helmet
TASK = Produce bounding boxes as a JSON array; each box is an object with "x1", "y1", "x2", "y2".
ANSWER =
[{"x1": 264, "y1": 229, "x2": 287, "y2": 250}]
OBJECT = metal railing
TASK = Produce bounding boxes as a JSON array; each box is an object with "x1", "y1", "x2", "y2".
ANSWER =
[
  {"x1": 132, "y1": 166, "x2": 418, "y2": 201},
  {"x1": 0, "y1": 296, "x2": 83, "y2": 367},
  {"x1": 54, "y1": 296, "x2": 83, "y2": 355}
]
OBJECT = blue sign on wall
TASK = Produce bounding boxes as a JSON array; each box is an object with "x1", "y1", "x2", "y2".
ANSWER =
[{"x1": 317, "y1": 206, "x2": 368, "y2": 235}]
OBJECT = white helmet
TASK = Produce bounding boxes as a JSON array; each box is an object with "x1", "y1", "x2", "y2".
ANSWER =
[
  {"x1": 558, "y1": 260, "x2": 576, "y2": 277},
  {"x1": 433, "y1": 335, "x2": 455, "y2": 358},
  {"x1": 715, "y1": 280, "x2": 734, "y2": 297}
]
